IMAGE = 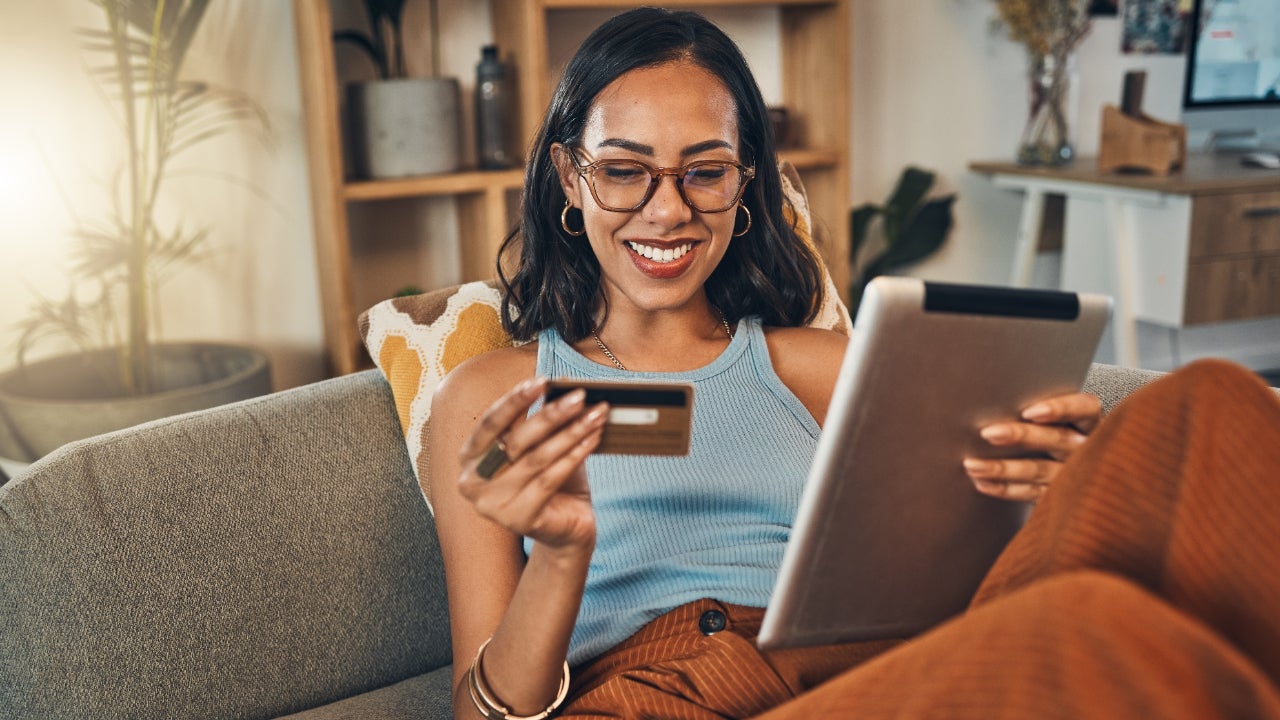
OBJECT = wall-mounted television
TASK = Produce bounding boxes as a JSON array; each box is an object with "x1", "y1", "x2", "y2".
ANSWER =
[{"x1": 1181, "y1": 0, "x2": 1280, "y2": 151}]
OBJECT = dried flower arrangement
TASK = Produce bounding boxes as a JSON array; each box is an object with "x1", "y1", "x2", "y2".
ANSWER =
[
  {"x1": 992, "y1": 0, "x2": 1093, "y2": 164},
  {"x1": 994, "y1": 0, "x2": 1092, "y2": 58}
]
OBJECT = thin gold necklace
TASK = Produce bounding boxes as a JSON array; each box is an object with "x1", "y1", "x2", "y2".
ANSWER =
[{"x1": 590, "y1": 314, "x2": 734, "y2": 372}]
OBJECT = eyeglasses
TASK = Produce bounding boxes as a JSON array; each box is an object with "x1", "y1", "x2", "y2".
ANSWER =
[{"x1": 569, "y1": 150, "x2": 754, "y2": 213}]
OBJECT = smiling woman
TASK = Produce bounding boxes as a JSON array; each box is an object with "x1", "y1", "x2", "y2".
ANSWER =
[
  {"x1": 421, "y1": 7, "x2": 1123, "y2": 720},
  {"x1": 551, "y1": 62, "x2": 747, "y2": 311},
  {"x1": 499, "y1": 15, "x2": 825, "y2": 349},
  {"x1": 426, "y1": 11, "x2": 845, "y2": 718}
]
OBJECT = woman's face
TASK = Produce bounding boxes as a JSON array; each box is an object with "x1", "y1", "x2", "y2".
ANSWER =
[{"x1": 554, "y1": 61, "x2": 743, "y2": 317}]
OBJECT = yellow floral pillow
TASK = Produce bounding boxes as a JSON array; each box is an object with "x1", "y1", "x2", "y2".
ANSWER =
[{"x1": 359, "y1": 161, "x2": 851, "y2": 509}]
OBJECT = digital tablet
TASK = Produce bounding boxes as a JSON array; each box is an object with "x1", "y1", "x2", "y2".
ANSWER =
[{"x1": 757, "y1": 276, "x2": 1112, "y2": 650}]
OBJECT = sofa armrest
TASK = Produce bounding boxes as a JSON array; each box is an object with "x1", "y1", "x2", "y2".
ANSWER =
[
  {"x1": 1, "y1": 370, "x2": 452, "y2": 719},
  {"x1": 1083, "y1": 363, "x2": 1165, "y2": 415}
]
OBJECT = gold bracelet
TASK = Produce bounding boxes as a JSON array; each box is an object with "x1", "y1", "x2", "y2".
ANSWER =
[{"x1": 467, "y1": 637, "x2": 571, "y2": 720}]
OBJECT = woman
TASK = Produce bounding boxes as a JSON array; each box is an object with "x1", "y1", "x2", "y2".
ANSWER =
[{"x1": 429, "y1": 8, "x2": 1280, "y2": 719}]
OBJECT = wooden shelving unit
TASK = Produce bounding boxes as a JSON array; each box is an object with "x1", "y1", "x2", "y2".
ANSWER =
[
  {"x1": 293, "y1": 0, "x2": 850, "y2": 376},
  {"x1": 292, "y1": 0, "x2": 525, "y2": 375}
]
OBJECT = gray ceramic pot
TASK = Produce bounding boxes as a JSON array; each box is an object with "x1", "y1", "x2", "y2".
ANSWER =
[
  {"x1": 0, "y1": 343, "x2": 272, "y2": 463},
  {"x1": 347, "y1": 76, "x2": 462, "y2": 178}
]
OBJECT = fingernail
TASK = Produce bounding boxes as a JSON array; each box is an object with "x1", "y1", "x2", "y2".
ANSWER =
[
  {"x1": 559, "y1": 388, "x2": 586, "y2": 407},
  {"x1": 1022, "y1": 403, "x2": 1052, "y2": 422},
  {"x1": 980, "y1": 425, "x2": 1012, "y2": 443},
  {"x1": 972, "y1": 477, "x2": 1005, "y2": 496},
  {"x1": 586, "y1": 403, "x2": 610, "y2": 422},
  {"x1": 964, "y1": 458, "x2": 994, "y2": 475}
]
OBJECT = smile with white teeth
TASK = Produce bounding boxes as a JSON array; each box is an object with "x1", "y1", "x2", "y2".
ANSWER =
[{"x1": 626, "y1": 241, "x2": 693, "y2": 263}]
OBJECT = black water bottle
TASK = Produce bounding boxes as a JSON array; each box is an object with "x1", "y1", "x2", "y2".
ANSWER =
[{"x1": 475, "y1": 44, "x2": 514, "y2": 169}]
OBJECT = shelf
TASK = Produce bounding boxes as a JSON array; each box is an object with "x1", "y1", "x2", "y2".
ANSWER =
[
  {"x1": 344, "y1": 168, "x2": 525, "y2": 202},
  {"x1": 777, "y1": 148, "x2": 840, "y2": 171}
]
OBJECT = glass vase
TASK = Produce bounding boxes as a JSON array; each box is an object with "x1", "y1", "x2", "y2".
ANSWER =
[{"x1": 1017, "y1": 52, "x2": 1076, "y2": 166}]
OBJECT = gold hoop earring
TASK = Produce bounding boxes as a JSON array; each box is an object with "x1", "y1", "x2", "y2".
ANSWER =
[
  {"x1": 561, "y1": 200, "x2": 585, "y2": 237},
  {"x1": 732, "y1": 204, "x2": 752, "y2": 237}
]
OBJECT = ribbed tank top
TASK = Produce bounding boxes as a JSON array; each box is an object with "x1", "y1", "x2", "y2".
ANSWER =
[{"x1": 531, "y1": 317, "x2": 820, "y2": 666}]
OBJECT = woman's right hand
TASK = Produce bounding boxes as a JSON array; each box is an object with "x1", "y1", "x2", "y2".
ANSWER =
[{"x1": 456, "y1": 376, "x2": 609, "y2": 554}]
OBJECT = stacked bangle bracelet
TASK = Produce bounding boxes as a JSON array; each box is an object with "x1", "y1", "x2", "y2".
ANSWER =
[{"x1": 467, "y1": 638, "x2": 571, "y2": 720}]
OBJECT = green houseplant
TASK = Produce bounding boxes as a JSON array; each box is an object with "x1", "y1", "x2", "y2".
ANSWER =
[
  {"x1": 0, "y1": 0, "x2": 272, "y2": 462},
  {"x1": 335, "y1": 0, "x2": 461, "y2": 178},
  {"x1": 849, "y1": 166, "x2": 956, "y2": 313}
]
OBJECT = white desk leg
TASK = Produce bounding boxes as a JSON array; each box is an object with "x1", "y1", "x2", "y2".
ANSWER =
[
  {"x1": 1103, "y1": 196, "x2": 1139, "y2": 367},
  {"x1": 1010, "y1": 187, "x2": 1045, "y2": 288}
]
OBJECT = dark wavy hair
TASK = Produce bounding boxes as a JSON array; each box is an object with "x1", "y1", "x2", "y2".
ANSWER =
[{"x1": 498, "y1": 7, "x2": 825, "y2": 343}]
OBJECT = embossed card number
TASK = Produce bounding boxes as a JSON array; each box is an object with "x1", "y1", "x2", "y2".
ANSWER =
[{"x1": 545, "y1": 380, "x2": 693, "y2": 455}]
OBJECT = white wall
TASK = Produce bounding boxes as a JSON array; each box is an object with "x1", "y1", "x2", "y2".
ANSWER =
[
  {"x1": 2, "y1": 1, "x2": 1275, "y2": 387},
  {"x1": 851, "y1": 1, "x2": 1186, "y2": 279}
]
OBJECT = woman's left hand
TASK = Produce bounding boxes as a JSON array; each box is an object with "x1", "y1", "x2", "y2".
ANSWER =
[{"x1": 963, "y1": 392, "x2": 1102, "y2": 503}]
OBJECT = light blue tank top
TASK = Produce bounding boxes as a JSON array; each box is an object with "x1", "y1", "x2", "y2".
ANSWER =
[{"x1": 531, "y1": 317, "x2": 820, "y2": 666}]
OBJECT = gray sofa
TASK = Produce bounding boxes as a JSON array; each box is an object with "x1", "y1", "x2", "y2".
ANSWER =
[{"x1": 0, "y1": 363, "x2": 1164, "y2": 719}]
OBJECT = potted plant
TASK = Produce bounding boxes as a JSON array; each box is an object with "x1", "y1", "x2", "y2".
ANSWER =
[
  {"x1": 0, "y1": 0, "x2": 272, "y2": 463},
  {"x1": 848, "y1": 167, "x2": 956, "y2": 313},
  {"x1": 336, "y1": 0, "x2": 462, "y2": 178}
]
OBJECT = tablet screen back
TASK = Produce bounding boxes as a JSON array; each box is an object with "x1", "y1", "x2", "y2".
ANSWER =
[{"x1": 758, "y1": 277, "x2": 1111, "y2": 650}]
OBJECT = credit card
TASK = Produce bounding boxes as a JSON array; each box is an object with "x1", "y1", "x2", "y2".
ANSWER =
[{"x1": 545, "y1": 380, "x2": 693, "y2": 455}]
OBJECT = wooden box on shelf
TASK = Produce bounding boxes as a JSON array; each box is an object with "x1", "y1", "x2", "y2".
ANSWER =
[{"x1": 1097, "y1": 104, "x2": 1187, "y2": 176}]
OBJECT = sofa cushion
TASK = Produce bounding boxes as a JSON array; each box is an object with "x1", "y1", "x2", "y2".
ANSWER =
[
  {"x1": 279, "y1": 666, "x2": 455, "y2": 719},
  {"x1": 359, "y1": 162, "x2": 852, "y2": 509},
  {"x1": 0, "y1": 370, "x2": 451, "y2": 719}
]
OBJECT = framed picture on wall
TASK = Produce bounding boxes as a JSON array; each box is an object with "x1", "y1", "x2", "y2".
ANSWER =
[{"x1": 1122, "y1": 0, "x2": 1192, "y2": 54}]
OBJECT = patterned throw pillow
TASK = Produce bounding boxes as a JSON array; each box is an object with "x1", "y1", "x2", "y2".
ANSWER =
[
  {"x1": 359, "y1": 162, "x2": 851, "y2": 509},
  {"x1": 359, "y1": 280, "x2": 508, "y2": 510}
]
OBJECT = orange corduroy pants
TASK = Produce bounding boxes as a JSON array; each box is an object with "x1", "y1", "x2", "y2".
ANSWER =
[{"x1": 559, "y1": 359, "x2": 1280, "y2": 719}]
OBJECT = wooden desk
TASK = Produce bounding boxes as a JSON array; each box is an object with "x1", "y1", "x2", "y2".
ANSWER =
[{"x1": 970, "y1": 155, "x2": 1280, "y2": 366}]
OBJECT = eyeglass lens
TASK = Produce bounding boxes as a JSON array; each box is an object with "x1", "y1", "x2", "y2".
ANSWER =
[{"x1": 589, "y1": 161, "x2": 746, "y2": 212}]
